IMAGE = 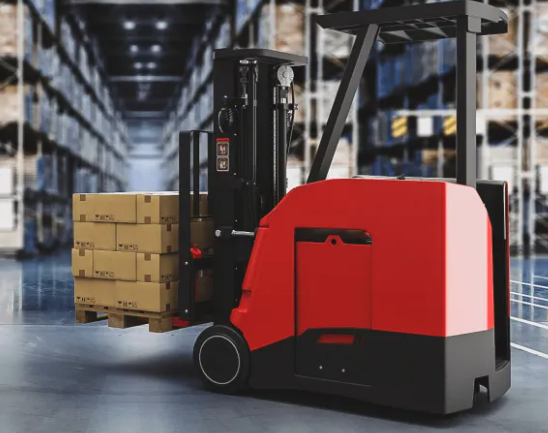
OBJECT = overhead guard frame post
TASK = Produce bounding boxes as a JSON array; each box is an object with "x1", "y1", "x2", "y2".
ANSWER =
[
  {"x1": 307, "y1": 25, "x2": 380, "y2": 184},
  {"x1": 456, "y1": 16, "x2": 480, "y2": 188}
]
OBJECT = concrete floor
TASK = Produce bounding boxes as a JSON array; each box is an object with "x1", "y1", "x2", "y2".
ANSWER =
[{"x1": 0, "y1": 250, "x2": 547, "y2": 433}]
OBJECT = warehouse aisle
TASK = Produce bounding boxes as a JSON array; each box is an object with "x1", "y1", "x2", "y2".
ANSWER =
[{"x1": 0, "y1": 253, "x2": 547, "y2": 433}]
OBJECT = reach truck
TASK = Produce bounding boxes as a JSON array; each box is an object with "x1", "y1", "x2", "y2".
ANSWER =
[{"x1": 175, "y1": 0, "x2": 511, "y2": 415}]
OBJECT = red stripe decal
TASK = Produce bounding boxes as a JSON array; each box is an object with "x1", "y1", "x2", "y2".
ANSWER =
[{"x1": 317, "y1": 334, "x2": 355, "y2": 344}]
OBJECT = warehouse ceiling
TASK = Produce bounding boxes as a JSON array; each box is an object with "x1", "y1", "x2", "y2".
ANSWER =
[{"x1": 66, "y1": 0, "x2": 224, "y2": 134}]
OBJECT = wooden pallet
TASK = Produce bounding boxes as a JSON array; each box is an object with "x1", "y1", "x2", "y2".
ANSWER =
[{"x1": 75, "y1": 304, "x2": 175, "y2": 333}]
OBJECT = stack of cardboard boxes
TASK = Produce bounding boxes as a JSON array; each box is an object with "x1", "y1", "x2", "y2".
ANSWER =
[{"x1": 72, "y1": 192, "x2": 213, "y2": 317}]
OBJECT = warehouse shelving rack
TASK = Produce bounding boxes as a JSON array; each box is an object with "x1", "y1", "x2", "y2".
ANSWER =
[
  {"x1": 159, "y1": 0, "x2": 547, "y2": 256},
  {"x1": 160, "y1": 0, "x2": 363, "y2": 190},
  {"x1": 302, "y1": 0, "x2": 360, "y2": 185},
  {"x1": 160, "y1": 5, "x2": 229, "y2": 191},
  {"x1": 0, "y1": 0, "x2": 130, "y2": 256},
  {"x1": 358, "y1": 0, "x2": 548, "y2": 255}
]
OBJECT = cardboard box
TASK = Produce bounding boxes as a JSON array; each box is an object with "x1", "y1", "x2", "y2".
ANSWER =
[
  {"x1": 74, "y1": 222, "x2": 116, "y2": 251},
  {"x1": 74, "y1": 278, "x2": 116, "y2": 307},
  {"x1": 196, "y1": 270, "x2": 213, "y2": 302},
  {"x1": 137, "y1": 193, "x2": 178, "y2": 224},
  {"x1": 73, "y1": 193, "x2": 137, "y2": 223},
  {"x1": 191, "y1": 218, "x2": 214, "y2": 252},
  {"x1": 536, "y1": 138, "x2": 548, "y2": 165},
  {"x1": 94, "y1": 250, "x2": 136, "y2": 281},
  {"x1": 115, "y1": 281, "x2": 178, "y2": 313},
  {"x1": 536, "y1": 73, "x2": 548, "y2": 109},
  {"x1": 487, "y1": 7, "x2": 517, "y2": 57},
  {"x1": 190, "y1": 192, "x2": 209, "y2": 216},
  {"x1": 477, "y1": 72, "x2": 517, "y2": 110},
  {"x1": 137, "y1": 252, "x2": 179, "y2": 282},
  {"x1": 117, "y1": 223, "x2": 179, "y2": 253},
  {"x1": 535, "y1": 4, "x2": 548, "y2": 57},
  {"x1": 259, "y1": 3, "x2": 304, "y2": 55},
  {"x1": 71, "y1": 248, "x2": 93, "y2": 278},
  {"x1": 0, "y1": 198, "x2": 14, "y2": 230},
  {"x1": 74, "y1": 192, "x2": 209, "y2": 224}
]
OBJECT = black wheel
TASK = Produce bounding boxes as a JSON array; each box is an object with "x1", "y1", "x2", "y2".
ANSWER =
[{"x1": 193, "y1": 325, "x2": 250, "y2": 393}]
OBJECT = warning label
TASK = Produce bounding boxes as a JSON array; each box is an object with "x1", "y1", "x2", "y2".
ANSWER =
[
  {"x1": 117, "y1": 301, "x2": 138, "y2": 309},
  {"x1": 118, "y1": 243, "x2": 138, "y2": 251},
  {"x1": 76, "y1": 296, "x2": 96, "y2": 304},
  {"x1": 95, "y1": 214, "x2": 115, "y2": 221},
  {"x1": 95, "y1": 270, "x2": 115, "y2": 278}
]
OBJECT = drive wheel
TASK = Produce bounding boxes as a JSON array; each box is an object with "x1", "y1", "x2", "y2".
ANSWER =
[{"x1": 193, "y1": 325, "x2": 250, "y2": 393}]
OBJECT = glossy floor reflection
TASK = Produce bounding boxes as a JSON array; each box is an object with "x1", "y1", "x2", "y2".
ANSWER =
[
  {"x1": 0, "y1": 250, "x2": 547, "y2": 433},
  {"x1": 0, "y1": 249, "x2": 76, "y2": 325}
]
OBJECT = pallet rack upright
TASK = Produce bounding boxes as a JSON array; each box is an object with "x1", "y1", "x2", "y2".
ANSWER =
[{"x1": 0, "y1": 0, "x2": 130, "y2": 256}]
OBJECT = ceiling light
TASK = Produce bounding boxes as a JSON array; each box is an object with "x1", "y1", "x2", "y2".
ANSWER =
[
  {"x1": 151, "y1": 45, "x2": 161, "y2": 53},
  {"x1": 130, "y1": 45, "x2": 138, "y2": 53},
  {"x1": 135, "y1": 62, "x2": 143, "y2": 69},
  {"x1": 147, "y1": 62, "x2": 156, "y2": 69},
  {"x1": 156, "y1": 21, "x2": 168, "y2": 30},
  {"x1": 124, "y1": 21, "x2": 136, "y2": 30}
]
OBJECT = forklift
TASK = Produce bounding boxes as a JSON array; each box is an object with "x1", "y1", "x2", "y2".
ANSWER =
[{"x1": 176, "y1": 1, "x2": 511, "y2": 415}]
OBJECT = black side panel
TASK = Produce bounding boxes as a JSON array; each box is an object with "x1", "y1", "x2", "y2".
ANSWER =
[
  {"x1": 178, "y1": 132, "x2": 193, "y2": 322},
  {"x1": 292, "y1": 329, "x2": 445, "y2": 391},
  {"x1": 212, "y1": 57, "x2": 240, "y2": 325},
  {"x1": 444, "y1": 329, "x2": 495, "y2": 411},
  {"x1": 476, "y1": 180, "x2": 511, "y2": 366},
  {"x1": 249, "y1": 328, "x2": 507, "y2": 414},
  {"x1": 488, "y1": 360, "x2": 511, "y2": 403}
]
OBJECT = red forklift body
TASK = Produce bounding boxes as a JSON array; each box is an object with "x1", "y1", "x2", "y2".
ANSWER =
[
  {"x1": 230, "y1": 178, "x2": 507, "y2": 414},
  {"x1": 233, "y1": 178, "x2": 494, "y2": 346}
]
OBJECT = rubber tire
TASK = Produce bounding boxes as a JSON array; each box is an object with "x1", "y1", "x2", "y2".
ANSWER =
[{"x1": 193, "y1": 325, "x2": 250, "y2": 394}]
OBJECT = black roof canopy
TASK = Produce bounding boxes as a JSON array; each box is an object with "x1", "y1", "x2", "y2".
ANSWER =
[{"x1": 315, "y1": 0, "x2": 508, "y2": 44}]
